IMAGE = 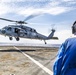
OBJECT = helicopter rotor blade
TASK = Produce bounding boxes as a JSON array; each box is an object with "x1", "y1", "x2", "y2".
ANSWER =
[
  {"x1": 0, "y1": 18, "x2": 27, "y2": 24},
  {"x1": 24, "y1": 13, "x2": 43, "y2": 21},
  {"x1": 0, "y1": 13, "x2": 43, "y2": 24},
  {"x1": 0, "y1": 18, "x2": 16, "y2": 22}
]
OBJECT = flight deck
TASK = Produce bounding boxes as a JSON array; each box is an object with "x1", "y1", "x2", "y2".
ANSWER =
[{"x1": 0, "y1": 45, "x2": 58, "y2": 75}]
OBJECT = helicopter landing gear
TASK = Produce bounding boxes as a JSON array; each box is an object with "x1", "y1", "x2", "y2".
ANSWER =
[
  {"x1": 16, "y1": 37, "x2": 20, "y2": 41},
  {"x1": 9, "y1": 37, "x2": 13, "y2": 40},
  {"x1": 44, "y1": 40, "x2": 47, "y2": 44}
]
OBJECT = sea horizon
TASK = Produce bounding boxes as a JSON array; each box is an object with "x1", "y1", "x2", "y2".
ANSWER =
[{"x1": 0, "y1": 42, "x2": 61, "y2": 48}]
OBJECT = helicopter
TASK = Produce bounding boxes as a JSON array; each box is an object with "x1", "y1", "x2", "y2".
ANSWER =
[{"x1": 0, "y1": 15, "x2": 58, "y2": 44}]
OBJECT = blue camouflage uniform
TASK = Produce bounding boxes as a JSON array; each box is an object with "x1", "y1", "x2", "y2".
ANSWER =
[{"x1": 53, "y1": 37, "x2": 76, "y2": 75}]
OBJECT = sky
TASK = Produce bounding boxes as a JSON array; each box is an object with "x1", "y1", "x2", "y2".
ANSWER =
[{"x1": 0, "y1": 0, "x2": 76, "y2": 44}]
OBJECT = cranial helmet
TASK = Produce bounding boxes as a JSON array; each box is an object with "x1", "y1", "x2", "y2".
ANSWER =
[{"x1": 72, "y1": 21, "x2": 76, "y2": 34}]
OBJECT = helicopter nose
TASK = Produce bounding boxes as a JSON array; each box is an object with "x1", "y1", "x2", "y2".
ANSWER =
[{"x1": 2, "y1": 29, "x2": 6, "y2": 34}]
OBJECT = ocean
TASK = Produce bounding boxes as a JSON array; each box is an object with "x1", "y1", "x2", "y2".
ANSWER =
[{"x1": 0, "y1": 42, "x2": 61, "y2": 48}]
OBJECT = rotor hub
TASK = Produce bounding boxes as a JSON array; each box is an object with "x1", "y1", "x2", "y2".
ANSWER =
[{"x1": 16, "y1": 21, "x2": 27, "y2": 24}]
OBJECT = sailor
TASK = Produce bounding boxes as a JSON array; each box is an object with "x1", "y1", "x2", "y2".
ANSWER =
[{"x1": 53, "y1": 21, "x2": 76, "y2": 75}]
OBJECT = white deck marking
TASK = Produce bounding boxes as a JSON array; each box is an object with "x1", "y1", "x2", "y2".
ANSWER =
[{"x1": 14, "y1": 46, "x2": 53, "y2": 75}]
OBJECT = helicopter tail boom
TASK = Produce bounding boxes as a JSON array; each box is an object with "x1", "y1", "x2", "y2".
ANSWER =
[{"x1": 47, "y1": 29, "x2": 58, "y2": 40}]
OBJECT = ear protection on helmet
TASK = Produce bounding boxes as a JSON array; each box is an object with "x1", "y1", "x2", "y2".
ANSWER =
[
  {"x1": 72, "y1": 25, "x2": 75, "y2": 34},
  {"x1": 72, "y1": 21, "x2": 76, "y2": 34}
]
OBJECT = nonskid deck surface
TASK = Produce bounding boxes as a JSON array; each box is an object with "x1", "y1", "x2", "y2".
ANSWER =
[{"x1": 0, "y1": 46, "x2": 58, "y2": 75}]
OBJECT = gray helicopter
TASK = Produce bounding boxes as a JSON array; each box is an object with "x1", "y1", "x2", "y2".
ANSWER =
[{"x1": 0, "y1": 15, "x2": 58, "y2": 44}]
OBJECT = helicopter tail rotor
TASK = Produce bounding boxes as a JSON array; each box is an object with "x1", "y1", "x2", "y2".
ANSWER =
[{"x1": 48, "y1": 24, "x2": 56, "y2": 33}]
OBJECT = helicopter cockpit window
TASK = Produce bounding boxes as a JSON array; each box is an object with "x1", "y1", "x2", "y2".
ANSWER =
[
  {"x1": 32, "y1": 29, "x2": 36, "y2": 32},
  {"x1": 7, "y1": 27, "x2": 12, "y2": 31},
  {"x1": 2, "y1": 27, "x2": 7, "y2": 30},
  {"x1": 30, "y1": 29, "x2": 36, "y2": 32},
  {"x1": 34, "y1": 30, "x2": 36, "y2": 32}
]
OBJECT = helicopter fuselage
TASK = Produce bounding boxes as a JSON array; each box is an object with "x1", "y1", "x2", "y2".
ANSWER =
[{"x1": 0, "y1": 25, "x2": 58, "y2": 44}]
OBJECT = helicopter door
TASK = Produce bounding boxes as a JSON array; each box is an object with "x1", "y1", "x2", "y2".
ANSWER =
[
  {"x1": 15, "y1": 28, "x2": 20, "y2": 34},
  {"x1": 14, "y1": 28, "x2": 21, "y2": 37}
]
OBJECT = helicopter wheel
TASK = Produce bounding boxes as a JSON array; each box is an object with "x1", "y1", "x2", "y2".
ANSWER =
[
  {"x1": 16, "y1": 37, "x2": 20, "y2": 41},
  {"x1": 44, "y1": 40, "x2": 47, "y2": 44},
  {"x1": 9, "y1": 37, "x2": 13, "y2": 40}
]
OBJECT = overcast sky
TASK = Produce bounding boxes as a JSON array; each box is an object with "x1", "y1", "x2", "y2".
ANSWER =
[{"x1": 0, "y1": 0, "x2": 76, "y2": 44}]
